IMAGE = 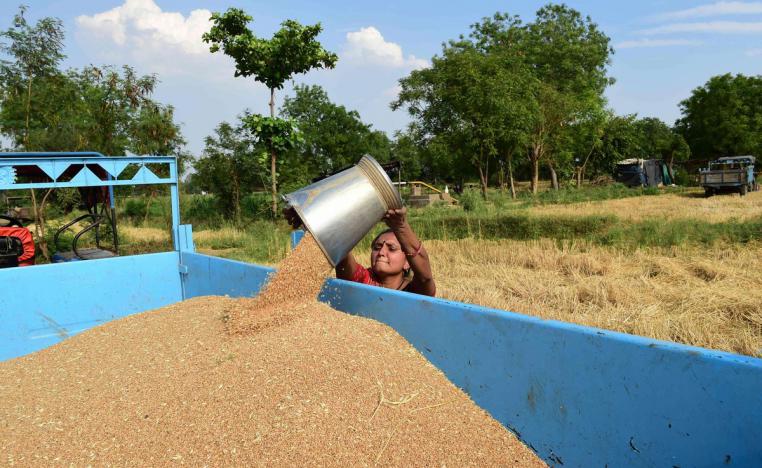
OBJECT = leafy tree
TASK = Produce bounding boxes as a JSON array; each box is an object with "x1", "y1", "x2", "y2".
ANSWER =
[
  {"x1": 0, "y1": 5, "x2": 64, "y2": 149},
  {"x1": 193, "y1": 121, "x2": 266, "y2": 221},
  {"x1": 464, "y1": 6, "x2": 612, "y2": 193},
  {"x1": 203, "y1": 8, "x2": 338, "y2": 215},
  {"x1": 636, "y1": 117, "x2": 689, "y2": 178},
  {"x1": 394, "y1": 40, "x2": 536, "y2": 198},
  {"x1": 240, "y1": 112, "x2": 303, "y2": 192},
  {"x1": 592, "y1": 114, "x2": 642, "y2": 176},
  {"x1": 280, "y1": 84, "x2": 391, "y2": 183},
  {"x1": 676, "y1": 73, "x2": 762, "y2": 159}
]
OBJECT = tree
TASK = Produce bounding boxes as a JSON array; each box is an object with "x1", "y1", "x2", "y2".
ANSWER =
[
  {"x1": 468, "y1": 6, "x2": 612, "y2": 193},
  {"x1": 675, "y1": 73, "x2": 762, "y2": 159},
  {"x1": 203, "y1": 8, "x2": 338, "y2": 215},
  {"x1": 636, "y1": 117, "x2": 689, "y2": 178},
  {"x1": 280, "y1": 84, "x2": 391, "y2": 183},
  {"x1": 193, "y1": 121, "x2": 266, "y2": 221},
  {"x1": 393, "y1": 40, "x2": 536, "y2": 198},
  {"x1": 0, "y1": 5, "x2": 64, "y2": 149},
  {"x1": 521, "y1": 5, "x2": 612, "y2": 192}
]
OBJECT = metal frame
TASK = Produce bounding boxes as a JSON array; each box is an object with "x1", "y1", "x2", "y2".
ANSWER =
[{"x1": 0, "y1": 152, "x2": 181, "y2": 250}]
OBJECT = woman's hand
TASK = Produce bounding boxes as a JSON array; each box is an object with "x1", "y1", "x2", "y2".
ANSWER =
[
  {"x1": 282, "y1": 206, "x2": 303, "y2": 229},
  {"x1": 383, "y1": 207, "x2": 408, "y2": 231}
]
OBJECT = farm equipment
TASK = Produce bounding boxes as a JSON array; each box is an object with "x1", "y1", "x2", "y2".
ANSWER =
[
  {"x1": 401, "y1": 181, "x2": 458, "y2": 207},
  {"x1": 1, "y1": 153, "x2": 760, "y2": 466},
  {"x1": 700, "y1": 155, "x2": 759, "y2": 196},
  {"x1": 615, "y1": 158, "x2": 672, "y2": 187},
  {"x1": 0, "y1": 214, "x2": 35, "y2": 268}
]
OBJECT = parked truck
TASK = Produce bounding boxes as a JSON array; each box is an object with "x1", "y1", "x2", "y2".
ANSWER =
[{"x1": 700, "y1": 155, "x2": 758, "y2": 196}]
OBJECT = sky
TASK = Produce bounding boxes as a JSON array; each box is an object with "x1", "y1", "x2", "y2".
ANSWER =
[{"x1": 2, "y1": 0, "x2": 762, "y2": 155}]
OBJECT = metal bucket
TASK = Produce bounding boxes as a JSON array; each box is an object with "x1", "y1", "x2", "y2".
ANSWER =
[{"x1": 283, "y1": 155, "x2": 402, "y2": 267}]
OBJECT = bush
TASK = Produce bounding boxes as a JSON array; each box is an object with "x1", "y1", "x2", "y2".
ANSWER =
[
  {"x1": 242, "y1": 193, "x2": 274, "y2": 220},
  {"x1": 123, "y1": 198, "x2": 147, "y2": 220},
  {"x1": 458, "y1": 189, "x2": 485, "y2": 212},
  {"x1": 183, "y1": 195, "x2": 222, "y2": 227}
]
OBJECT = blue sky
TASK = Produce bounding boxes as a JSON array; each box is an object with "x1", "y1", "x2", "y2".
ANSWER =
[{"x1": 3, "y1": 1, "x2": 762, "y2": 155}]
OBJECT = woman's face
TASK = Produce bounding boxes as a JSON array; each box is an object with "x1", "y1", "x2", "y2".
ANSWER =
[{"x1": 370, "y1": 232, "x2": 409, "y2": 277}]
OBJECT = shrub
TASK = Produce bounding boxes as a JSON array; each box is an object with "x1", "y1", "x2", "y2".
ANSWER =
[{"x1": 458, "y1": 189, "x2": 485, "y2": 212}]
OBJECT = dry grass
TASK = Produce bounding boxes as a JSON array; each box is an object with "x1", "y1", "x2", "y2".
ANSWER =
[
  {"x1": 531, "y1": 190, "x2": 762, "y2": 222},
  {"x1": 119, "y1": 225, "x2": 171, "y2": 243},
  {"x1": 416, "y1": 238, "x2": 762, "y2": 357}
]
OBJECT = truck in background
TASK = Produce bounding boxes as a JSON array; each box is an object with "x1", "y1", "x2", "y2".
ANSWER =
[{"x1": 700, "y1": 155, "x2": 758, "y2": 196}]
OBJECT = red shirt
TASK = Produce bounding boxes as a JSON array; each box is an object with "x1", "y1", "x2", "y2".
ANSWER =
[
  {"x1": 0, "y1": 227, "x2": 35, "y2": 266},
  {"x1": 351, "y1": 264, "x2": 412, "y2": 292}
]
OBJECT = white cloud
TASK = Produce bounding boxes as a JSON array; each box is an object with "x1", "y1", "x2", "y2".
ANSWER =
[
  {"x1": 343, "y1": 27, "x2": 428, "y2": 69},
  {"x1": 615, "y1": 39, "x2": 703, "y2": 49},
  {"x1": 641, "y1": 21, "x2": 762, "y2": 35},
  {"x1": 76, "y1": 0, "x2": 212, "y2": 56},
  {"x1": 655, "y1": 2, "x2": 762, "y2": 21}
]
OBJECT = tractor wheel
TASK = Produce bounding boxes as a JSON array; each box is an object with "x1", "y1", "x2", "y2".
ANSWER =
[
  {"x1": 704, "y1": 187, "x2": 714, "y2": 197},
  {"x1": 740, "y1": 184, "x2": 748, "y2": 196}
]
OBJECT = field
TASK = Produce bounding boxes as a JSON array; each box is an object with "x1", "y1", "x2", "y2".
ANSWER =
[{"x1": 52, "y1": 186, "x2": 762, "y2": 358}]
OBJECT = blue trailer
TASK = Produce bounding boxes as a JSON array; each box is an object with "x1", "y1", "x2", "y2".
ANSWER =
[{"x1": 1, "y1": 154, "x2": 760, "y2": 466}]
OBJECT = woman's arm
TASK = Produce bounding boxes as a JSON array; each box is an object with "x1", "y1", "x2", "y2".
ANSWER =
[
  {"x1": 384, "y1": 208, "x2": 436, "y2": 296},
  {"x1": 335, "y1": 252, "x2": 359, "y2": 281}
]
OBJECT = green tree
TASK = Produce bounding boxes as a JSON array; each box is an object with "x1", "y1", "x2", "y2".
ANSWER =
[
  {"x1": 521, "y1": 5, "x2": 612, "y2": 192},
  {"x1": 636, "y1": 117, "x2": 689, "y2": 179},
  {"x1": 203, "y1": 8, "x2": 338, "y2": 215},
  {"x1": 592, "y1": 114, "x2": 642, "y2": 176},
  {"x1": 193, "y1": 121, "x2": 266, "y2": 221},
  {"x1": 280, "y1": 84, "x2": 391, "y2": 182},
  {"x1": 675, "y1": 73, "x2": 762, "y2": 159},
  {"x1": 394, "y1": 40, "x2": 536, "y2": 198},
  {"x1": 0, "y1": 5, "x2": 64, "y2": 149}
]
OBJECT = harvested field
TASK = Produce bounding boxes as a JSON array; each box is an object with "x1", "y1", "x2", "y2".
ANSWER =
[
  {"x1": 530, "y1": 190, "x2": 762, "y2": 222},
  {"x1": 0, "y1": 233, "x2": 543, "y2": 466},
  {"x1": 421, "y1": 238, "x2": 762, "y2": 357}
]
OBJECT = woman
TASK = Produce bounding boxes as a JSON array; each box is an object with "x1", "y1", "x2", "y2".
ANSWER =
[{"x1": 336, "y1": 207, "x2": 436, "y2": 297}]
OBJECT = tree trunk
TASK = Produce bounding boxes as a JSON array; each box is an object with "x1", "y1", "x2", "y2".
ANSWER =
[
  {"x1": 25, "y1": 77, "x2": 32, "y2": 148},
  {"x1": 508, "y1": 152, "x2": 516, "y2": 199},
  {"x1": 232, "y1": 170, "x2": 241, "y2": 224},
  {"x1": 477, "y1": 150, "x2": 488, "y2": 199},
  {"x1": 269, "y1": 87, "x2": 278, "y2": 217},
  {"x1": 549, "y1": 162, "x2": 559, "y2": 190},
  {"x1": 530, "y1": 144, "x2": 541, "y2": 194},
  {"x1": 143, "y1": 190, "x2": 156, "y2": 225},
  {"x1": 485, "y1": 155, "x2": 490, "y2": 193}
]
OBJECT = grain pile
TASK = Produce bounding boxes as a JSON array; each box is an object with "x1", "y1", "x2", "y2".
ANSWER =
[{"x1": 0, "y1": 234, "x2": 544, "y2": 465}]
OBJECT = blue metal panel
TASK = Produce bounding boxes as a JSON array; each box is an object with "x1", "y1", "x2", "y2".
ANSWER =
[
  {"x1": 181, "y1": 252, "x2": 274, "y2": 299},
  {"x1": 290, "y1": 229, "x2": 305, "y2": 249},
  {"x1": 177, "y1": 225, "x2": 196, "y2": 253},
  {"x1": 322, "y1": 279, "x2": 762, "y2": 467},
  {"x1": 0, "y1": 156, "x2": 176, "y2": 190},
  {"x1": 0, "y1": 252, "x2": 183, "y2": 361}
]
